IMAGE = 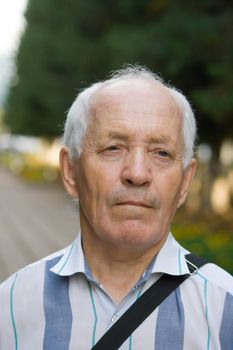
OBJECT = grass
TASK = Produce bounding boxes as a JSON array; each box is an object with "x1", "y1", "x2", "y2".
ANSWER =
[{"x1": 173, "y1": 210, "x2": 233, "y2": 275}]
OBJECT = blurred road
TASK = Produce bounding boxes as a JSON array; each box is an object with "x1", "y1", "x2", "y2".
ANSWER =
[{"x1": 0, "y1": 167, "x2": 78, "y2": 282}]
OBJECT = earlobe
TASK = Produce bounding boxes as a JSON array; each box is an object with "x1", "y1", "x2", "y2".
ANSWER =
[
  {"x1": 177, "y1": 159, "x2": 197, "y2": 209},
  {"x1": 59, "y1": 146, "x2": 79, "y2": 199}
]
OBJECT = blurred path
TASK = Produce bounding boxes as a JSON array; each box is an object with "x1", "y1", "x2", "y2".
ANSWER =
[{"x1": 0, "y1": 167, "x2": 78, "y2": 282}]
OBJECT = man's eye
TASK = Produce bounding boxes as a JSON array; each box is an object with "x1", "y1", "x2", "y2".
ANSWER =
[
  {"x1": 150, "y1": 150, "x2": 172, "y2": 163},
  {"x1": 107, "y1": 146, "x2": 119, "y2": 151},
  {"x1": 100, "y1": 145, "x2": 122, "y2": 155},
  {"x1": 158, "y1": 150, "x2": 169, "y2": 157}
]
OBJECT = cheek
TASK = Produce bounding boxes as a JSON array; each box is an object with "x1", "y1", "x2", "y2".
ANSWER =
[
  {"x1": 88, "y1": 162, "x2": 121, "y2": 197},
  {"x1": 76, "y1": 168, "x2": 113, "y2": 213},
  {"x1": 155, "y1": 171, "x2": 183, "y2": 207}
]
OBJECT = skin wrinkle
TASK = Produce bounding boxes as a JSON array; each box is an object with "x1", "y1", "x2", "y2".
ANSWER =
[
  {"x1": 61, "y1": 78, "x2": 196, "y2": 301},
  {"x1": 84, "y1": 116, "x2": 182, "y2": 152},
  {"x1": 85, "y1": 79, "x2": 186, "y2": 167},
  {"x1": 80, "y1": 92, "x2": 184, "y2": 242}
]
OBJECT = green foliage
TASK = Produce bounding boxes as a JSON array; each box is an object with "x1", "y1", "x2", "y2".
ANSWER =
[
  {"x1": 5, "y1": 0, "x2": 233, "y2": 152},
  {"x1": 173, "y1": 223, "x2": 233, "y2": 275}
]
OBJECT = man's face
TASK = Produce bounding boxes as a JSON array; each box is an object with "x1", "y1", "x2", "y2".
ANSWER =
[{"x1": 72, "y1": 79, "x2": 195, "y2": 252}]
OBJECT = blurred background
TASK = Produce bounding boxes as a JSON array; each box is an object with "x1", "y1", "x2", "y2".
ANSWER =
[{"x1": 0, "y1": 0, "x2": 232, "y2": 282}]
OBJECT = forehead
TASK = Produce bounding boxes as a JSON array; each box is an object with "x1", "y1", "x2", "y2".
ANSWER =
[
  {"x1": 88, "y1": 79, "x2": 182, "y2": 141},
  {"x1": 91, "y1": 78, "x2": 181, "y2": 117}
]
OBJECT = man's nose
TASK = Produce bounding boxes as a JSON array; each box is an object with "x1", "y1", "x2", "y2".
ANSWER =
[{"x1": 121, "y1": 148, "x2": 152, "y2": 186}]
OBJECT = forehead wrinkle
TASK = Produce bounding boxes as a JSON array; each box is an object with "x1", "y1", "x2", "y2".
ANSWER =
[
  {"x1": 88, "y1": 80, "x2": 183, "y2": 149},
  {"x1": 91, "y1": 103, "x2": 181, "y2": 131},
  {"x1": 103, "y1": 128, "x2": 177, "y2": 150},
  {"x1": 90, "y1": 96, "x2": 182, "y2": 131},
  {"x1": 89, "y1": 91, "x2": 121, "y2": 120}
]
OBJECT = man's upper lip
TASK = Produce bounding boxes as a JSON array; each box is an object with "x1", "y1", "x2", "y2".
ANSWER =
[{"x1": 117, "y1": 200, "x2": 151, "y2": 207}]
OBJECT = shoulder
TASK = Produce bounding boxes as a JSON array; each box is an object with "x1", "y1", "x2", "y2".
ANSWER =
[
  {"x1": 0, "y1": 247, "x2": 65, "y2": 300},
  {"x1": 196, "y1": 262, "x2": 233, "y2": 296},
  {"x1": 175, "y1": 235, "x2": 233, "y2": 297},
  {"x1": 0, "y1": 248, "x2": 68, "y2": 347}
]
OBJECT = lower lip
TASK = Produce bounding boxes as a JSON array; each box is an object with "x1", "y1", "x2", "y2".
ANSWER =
[{"x1": 117, "y1": 203, "x2": 149, "y2": 208}]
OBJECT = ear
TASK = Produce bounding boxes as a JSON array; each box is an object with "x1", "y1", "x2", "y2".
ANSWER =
[
  {"x1": 59, "y1": 146, "x2": 79, "y2": 199},
  {"x1": 177, "y1": 159, "x2": 196, "y2": 208}
]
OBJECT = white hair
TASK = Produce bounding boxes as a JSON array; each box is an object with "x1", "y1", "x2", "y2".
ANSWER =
[{"x1": 63, "y1": 65, "x2": 196, "y2": 168}]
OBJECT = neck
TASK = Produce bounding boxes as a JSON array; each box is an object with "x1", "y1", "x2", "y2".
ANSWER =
[{"x1": 81, "y1": 231, "x2": 165, "y2": 303}]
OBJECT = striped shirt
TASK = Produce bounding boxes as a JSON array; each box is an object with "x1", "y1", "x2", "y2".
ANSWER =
[{"x1": 0, "y1": 232, "x2": 233, "y2": 350}]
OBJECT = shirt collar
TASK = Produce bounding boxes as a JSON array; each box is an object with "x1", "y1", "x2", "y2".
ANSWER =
[
  {"x1": 151, "y1": 233, "x2": 190, "y2": 276},
  {"x1": 50, "y1": 233, "x2": 86, "y2": 276},
  {"x1": 50, "y1": 232, "x2": 190, "y2": 277}
]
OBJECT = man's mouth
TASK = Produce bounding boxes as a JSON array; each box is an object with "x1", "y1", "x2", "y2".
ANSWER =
[{"x1": 117, "y1": 200, "x2": 152, "y2": 208}]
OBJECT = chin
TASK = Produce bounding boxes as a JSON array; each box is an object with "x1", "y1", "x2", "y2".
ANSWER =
[{"x1": 107, "y1": 222, "x2": 164, "y2": 249}]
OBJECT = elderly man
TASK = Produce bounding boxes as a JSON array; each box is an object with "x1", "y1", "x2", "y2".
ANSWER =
[{"x1": 0, "y1": 66, "x2": 232, "y2": 349}]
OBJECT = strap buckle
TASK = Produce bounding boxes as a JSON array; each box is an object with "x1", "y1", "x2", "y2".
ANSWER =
[{"x1": 185, "y1": 258, "x2": 198, "y2": 275}]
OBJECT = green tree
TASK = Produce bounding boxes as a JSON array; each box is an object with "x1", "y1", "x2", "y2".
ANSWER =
[
  {"x1": 5, "y1": 0, "x2": 233, "y2": 157},
  {"x1": 5, "y1": 0, "x2": 116, "y2": 137}
]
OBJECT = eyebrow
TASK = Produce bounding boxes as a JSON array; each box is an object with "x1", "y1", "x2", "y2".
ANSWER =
[
  {"x1": 106, "y1": 130, "x2": 171, "y2": 145},
  {"x1": 106, "y1": 131, "x2": 128, "y2": 141}
]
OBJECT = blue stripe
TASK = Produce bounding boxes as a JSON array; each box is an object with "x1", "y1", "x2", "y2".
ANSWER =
[
  {"x1": 155, "y1": 287, "x2": 184, "y2": 350},
  {"x1": 197, "y1": 273, "x2": 211, "y2": 350},
  {"x1": 219, "y1": 293, "x2": 233, "y2": 349},
  {"x1": 10, "y1": 273, "x2": 18, "y2": 350},
  {"x1": 43, "y1": 256, "x2": 72, "y2": 350},
  {"x1": 88, "y1": 282, "x2": 98, "y2": 346},
  {"x1": 204, "y1": 279, "x2": 210, "y2": 350}
]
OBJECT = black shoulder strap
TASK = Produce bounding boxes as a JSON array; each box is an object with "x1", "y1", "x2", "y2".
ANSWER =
[{"x1": 91, "y1": 253, "x2": 208, "y2": 350}]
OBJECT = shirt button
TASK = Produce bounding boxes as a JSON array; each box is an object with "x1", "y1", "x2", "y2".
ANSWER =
[{"x1": 111, "y1": 314, "x2": 119, "y2": 323}]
